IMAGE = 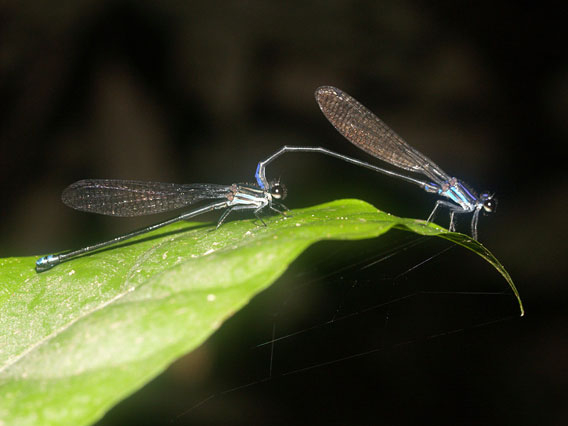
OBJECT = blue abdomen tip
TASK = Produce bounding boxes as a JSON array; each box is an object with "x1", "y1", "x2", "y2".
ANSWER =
[{"x1": 36, "y1": 255, "x2": 53, "y2": 266}]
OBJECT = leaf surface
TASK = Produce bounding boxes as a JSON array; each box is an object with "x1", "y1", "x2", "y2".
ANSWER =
[{"x1": 0, "y1": 199, "x2": 522, "y2": 425}]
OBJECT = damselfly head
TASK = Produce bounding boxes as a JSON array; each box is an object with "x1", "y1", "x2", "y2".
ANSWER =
[
  {"x1": 270, "y1": 182, "x2": 287, "y2": 200},
  {"x1": 480, "y1": 192, "x2": 497, "y2": 213}
]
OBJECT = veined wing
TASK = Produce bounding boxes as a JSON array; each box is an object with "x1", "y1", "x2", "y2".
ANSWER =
[
  {"x1": 61, "y1": 179, "x2": 232, "y2": 217},
  {"x1": 315, "y1": 86, "x2": 450, "y2": 184}
]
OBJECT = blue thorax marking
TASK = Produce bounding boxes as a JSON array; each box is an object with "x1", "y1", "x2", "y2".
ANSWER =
[
  {"x1": 435, "y1": 180, "x2": 477, "y2": 210},
  {"x1": 447, "y1": 187, "x2": 465, "y2": 205},
  {"x1": 255, "y1": 163, "x2": 265, "y2": 189},
  {"x1": 424, "y1": 182, "x2": 439, "y2": 193},
  {"x1": 458, "y1": 182, "x2": 476, "y2": 200}
]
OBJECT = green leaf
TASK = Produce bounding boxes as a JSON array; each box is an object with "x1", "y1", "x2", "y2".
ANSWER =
[{"x1": 0, "y1": 199, "x2": 523, "y2": 425}]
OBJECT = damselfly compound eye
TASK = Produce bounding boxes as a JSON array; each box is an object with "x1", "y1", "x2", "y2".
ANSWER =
[
  {"x1": 481, "y1": 193, "x2": 497, "y2": 213},
  {"x1": 271, "y1": 183, "x2": 287, "y2": 200}
]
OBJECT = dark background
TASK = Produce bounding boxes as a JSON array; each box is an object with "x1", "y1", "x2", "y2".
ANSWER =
[{"x1": 1, "y1": 1, "x2": 566, "y2": 425}]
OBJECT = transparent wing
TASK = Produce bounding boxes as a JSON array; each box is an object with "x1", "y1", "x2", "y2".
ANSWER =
[
  {"x1": 61, "y1": 179, "x2": 232, "y2": 217},
  {"x1": 315, "y1": 86, "x2": 450, "y2": 183}
]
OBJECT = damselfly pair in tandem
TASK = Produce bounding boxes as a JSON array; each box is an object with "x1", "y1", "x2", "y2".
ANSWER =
[{"x1": 36, "y1": 86, "x2": 495, "y2": 272}]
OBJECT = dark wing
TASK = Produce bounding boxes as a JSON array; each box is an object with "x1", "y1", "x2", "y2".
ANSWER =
[
  {"x1": 61, "y1": 179, "x2": 232, "y2": 216},
  {"x1": 315, "y1": 86, "x2": 450, "y2": 183}
]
